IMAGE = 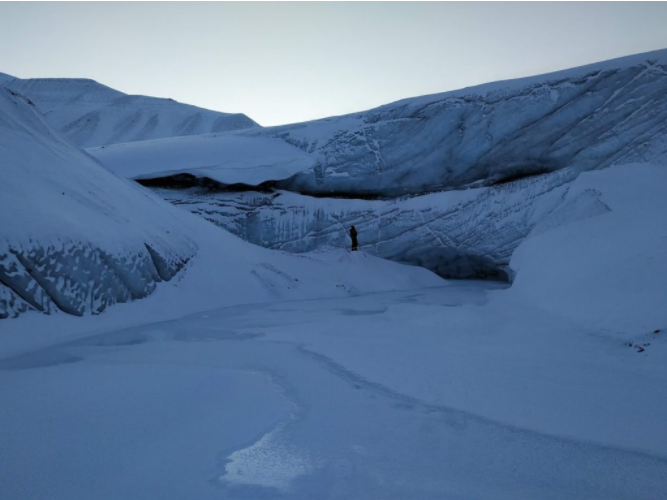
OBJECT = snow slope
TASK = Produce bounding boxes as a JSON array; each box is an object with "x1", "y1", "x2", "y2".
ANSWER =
[
  {"x1": 505, "y1": 163, "x2": 667, "y2": 334},
  {"x1": 3, "y1": 77, "x2": 258, "y2": 147}
]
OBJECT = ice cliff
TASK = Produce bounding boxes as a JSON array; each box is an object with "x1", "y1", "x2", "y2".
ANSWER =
[
  {"x1": 88, "y1": 49, "x2": 667, "y2": 279},
  {"x1": 264, "y1": 49, "x2": 667, "y2": 197}
]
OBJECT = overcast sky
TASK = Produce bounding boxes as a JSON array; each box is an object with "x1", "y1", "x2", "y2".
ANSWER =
[{"x1": 1, "y1": 2, "x2": 667, "y2": 126}]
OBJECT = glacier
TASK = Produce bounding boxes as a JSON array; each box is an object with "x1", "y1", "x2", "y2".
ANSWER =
[
  {"x1": 152, "y1": 169, "x2": 574, "y2": 280},
  {"x1": 0, "y1": 87, "x2": 440, "y2": 319},
  {"x1": 83, "y1": 49, "x2": 667, "y2": 281},
  {"x1": 91, "y1": 49, "x2": 667, "y2": 196}
]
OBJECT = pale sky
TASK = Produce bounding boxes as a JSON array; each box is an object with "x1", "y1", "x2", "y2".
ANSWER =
[{"x1": 1, "y1": 2, "x2": 666, "y2": 126}]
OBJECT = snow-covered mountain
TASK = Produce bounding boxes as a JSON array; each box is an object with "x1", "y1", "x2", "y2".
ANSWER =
[
  {"x1": 3, "y1": 77, "x2": 258, "y2": 147},
  {"x1": 0, "y1": 87, "x2": 440, "y2": 318}
]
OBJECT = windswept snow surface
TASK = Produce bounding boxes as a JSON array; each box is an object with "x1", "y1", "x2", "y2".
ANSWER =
[
  {"x1": 3, "y1": 77, "x2": 258, "y2": 147},
  {"x1": 1, "y1": 282, "x2": 666, "y2": 499}
]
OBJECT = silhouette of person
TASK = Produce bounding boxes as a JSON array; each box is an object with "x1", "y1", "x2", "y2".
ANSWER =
[{"x1": 350, "y1": 225, "x2": 358, "y2": 252}]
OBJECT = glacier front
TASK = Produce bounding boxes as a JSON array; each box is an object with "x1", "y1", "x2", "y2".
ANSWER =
[{"x1": 83, "y1": 49, "x2": 667, "y2": 281}]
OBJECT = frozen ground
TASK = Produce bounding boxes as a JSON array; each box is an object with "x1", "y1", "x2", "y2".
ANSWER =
[{"x1": 1, "y1": 283, "x2": 666, "y2": 500}]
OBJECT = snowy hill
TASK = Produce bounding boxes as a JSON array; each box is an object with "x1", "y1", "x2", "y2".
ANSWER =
[
  {"x1": 91, "y1": 49, "x2": 667, "y2": 197},
  {"x1": 0, "y1": 87, "x2": 441, "y2": 319},
  {"x1": 3, "y1": 77, "x2": 258, "y2": 147}
]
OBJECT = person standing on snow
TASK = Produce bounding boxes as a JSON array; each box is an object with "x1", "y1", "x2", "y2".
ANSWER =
[{"x1": 350, "y1": 225, "x2": 358, "y2": 252}]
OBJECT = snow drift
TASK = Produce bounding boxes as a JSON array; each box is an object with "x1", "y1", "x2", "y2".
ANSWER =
[
  {"x1": 3, "y1": 77, "x2": 258, "y2": 148},
  {"x1": 504, "y1": 163, "x2": 667, "y2": 334}
]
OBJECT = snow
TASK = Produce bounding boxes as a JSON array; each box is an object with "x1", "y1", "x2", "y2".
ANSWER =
[
  {"x1": 1, "y1": 282, "x2": 666, "y2": 499},
  {"x1": 505, "y1": 163, "x2": 667, "y2": 334},
  {"x1": 4, "y1": 77, "x2": 258, "y2": 147},
  {"x1": 89, "y1": 133, "x2": 318, "y2": 186},
  {"x1": 0, "y1": 86, "x2": 440, "y2": 319},
  {"x1": 84, "y1": 49, "x2": 667, "y2": 203},
  {"x1": 1, "y1": 161, "x2": 665, "y2": 497},
  {"x1": 262, "y1": 48, "x2": 667, "y2": 196},
  {"x1": 152, "y1": 168, "x2": 574, "y2": 279},
  {"x1": 0, "y1": 87, "x2": 196, "y2": 317},
  {"x1": 0, "y1": 71, "x2": 16, "y2": 85},
  {"x1": 1, "y1": 48, "x2": 666, "y2": 499},
  {"x1": 374, "y1": 47, "x2": 667, "y2": 110}
]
